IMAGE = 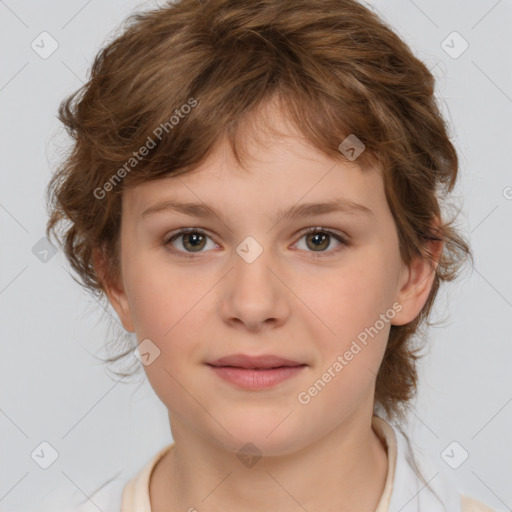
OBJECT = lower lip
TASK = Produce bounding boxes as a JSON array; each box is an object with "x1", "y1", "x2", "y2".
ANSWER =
[{"x1": 207, "y1": 365, "x2": 306, "y2": 390}]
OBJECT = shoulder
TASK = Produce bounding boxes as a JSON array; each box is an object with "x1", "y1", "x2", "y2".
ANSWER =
[{"x1": 460, "y1": 493, "x2": 498, "y2": 512}]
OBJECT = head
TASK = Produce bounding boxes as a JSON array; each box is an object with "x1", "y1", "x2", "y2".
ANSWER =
[{"x1": 46, "y1": 0, "x2": 471, "y2": 449}]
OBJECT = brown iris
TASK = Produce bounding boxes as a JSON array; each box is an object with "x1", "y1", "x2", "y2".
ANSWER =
[
  {"x1": 305, "y1": 230, "x2": 330, "y2": 251},
  {"x1": 182, "y1": 231, "x2": 206, "y2": 252}
]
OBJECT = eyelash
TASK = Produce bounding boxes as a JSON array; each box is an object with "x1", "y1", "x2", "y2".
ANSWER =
[{"x1": 163, "y1": 227, "x2": 348, "y2": 260}]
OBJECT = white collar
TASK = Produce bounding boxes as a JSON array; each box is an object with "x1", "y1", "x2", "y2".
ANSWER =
[{"x1": 372, "y1": 414, "x2": 462, "y2": 512}]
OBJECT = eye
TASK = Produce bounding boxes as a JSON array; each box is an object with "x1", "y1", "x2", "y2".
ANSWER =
[
  {"x1": 164, "y1": 228, "x2": 217, "y2": 258},
  {"x1": 163, "y1": 227, "x2": 348, "y2": 259},
  {"x1": 293, "y1": 227, "x2": 347, "y2": 258}
]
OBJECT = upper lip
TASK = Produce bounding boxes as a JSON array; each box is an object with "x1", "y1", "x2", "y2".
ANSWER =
[{"x1": 207, "y1": 353, "x2": 306, "y2": 369}]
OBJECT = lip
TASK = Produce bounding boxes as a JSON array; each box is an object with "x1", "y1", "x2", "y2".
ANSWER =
[
  {"x1": 207, "y1": 365, "x2": 307, "y2": 390},
  {"x1": 207, "y1": 353, "x2": 304, "y2": 369}
]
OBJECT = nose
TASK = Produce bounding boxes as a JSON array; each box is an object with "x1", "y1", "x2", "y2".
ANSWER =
[{"x1": 217, "y1": 243, "x2": 291, "y2": 332}]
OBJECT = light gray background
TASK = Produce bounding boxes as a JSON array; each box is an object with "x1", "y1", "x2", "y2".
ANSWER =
[{"x1": 1, "y1": 0, "x2": 511, "y2": 510}]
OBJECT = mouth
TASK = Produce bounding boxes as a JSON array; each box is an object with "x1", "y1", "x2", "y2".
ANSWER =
[
  {"x1": 206, "y1": 364, "x2": 307, "y2": 370},
  {"x1": 207, "y1": 353, "x2": 306, "y2": 370},
  {"x1": 206, "y1": 357, "x2": 307, "y2": 390}
]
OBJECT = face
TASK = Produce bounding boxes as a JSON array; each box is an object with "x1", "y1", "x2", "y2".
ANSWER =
[{"x1": 102, "y1": 108, "x2": 438, "y2": 456}]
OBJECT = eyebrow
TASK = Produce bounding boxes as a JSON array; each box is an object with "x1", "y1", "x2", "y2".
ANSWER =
[{"x1": 141, "y1": 198, "x2": 375, "y2": 224}]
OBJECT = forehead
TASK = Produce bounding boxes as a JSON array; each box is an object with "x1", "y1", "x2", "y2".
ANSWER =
[
  {"x1": 125, "y1": 153, "x2": 383, "y2": 225},
  {"x1": 122, "y1": 104, "x2": 386, "y2": 223}
]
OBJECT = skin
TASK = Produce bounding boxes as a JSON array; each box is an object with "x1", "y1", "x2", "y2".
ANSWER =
[{"x1": 96, "y1": 102, "x2": 442, "y2": 512}]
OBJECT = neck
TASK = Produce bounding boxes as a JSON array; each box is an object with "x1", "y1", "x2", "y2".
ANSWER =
[{"x1": 149, "y1": 412, "x2": 389, "y2": 512}]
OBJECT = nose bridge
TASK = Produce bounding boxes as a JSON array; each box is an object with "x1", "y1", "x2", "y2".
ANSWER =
[{"x1": 218, "y1": 234, "x2": 289, "y2": 328}]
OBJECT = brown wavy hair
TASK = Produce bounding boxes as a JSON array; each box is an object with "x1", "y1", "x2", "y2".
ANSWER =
[{"x1": 45, "y1": 0, "x2": 472, "y2": 424}]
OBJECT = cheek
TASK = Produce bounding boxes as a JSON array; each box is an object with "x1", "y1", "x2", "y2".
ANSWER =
[
  {"x1": 293, "y1": 247, "x2": 398, "y2": 398},
  {"x1": 296, "y1": 265, "x2": 393, "y2": 418},
  {"x1": 124, "y1": 259, "x2": 211, "y2": 389},
  {"x1": 125, "y1": 249, "x2": 205, "y2": 335},
  {"x1": 130, "y1": 285, "x2": 202, "y2": 411},
  {"x1": 299, "y1": 247, "x2": 398, "y2": 338}
]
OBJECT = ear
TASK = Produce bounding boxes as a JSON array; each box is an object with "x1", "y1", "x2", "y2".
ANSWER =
[
  {"x1": 92, "y1": 247, "x2": 135, "y2": 333},
  {"x1": 391, "y1": 220, "x2": 444, "y2": 326}
]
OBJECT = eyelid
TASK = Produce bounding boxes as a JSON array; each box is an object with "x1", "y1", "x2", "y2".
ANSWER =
[{"x1": 298, "y1": 226, "x2": 348, "y2": 241}]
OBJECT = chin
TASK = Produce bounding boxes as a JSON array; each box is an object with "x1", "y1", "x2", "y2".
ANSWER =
[{"x1": 211, "y1": 419, "x2": 306, "y2": 458}]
